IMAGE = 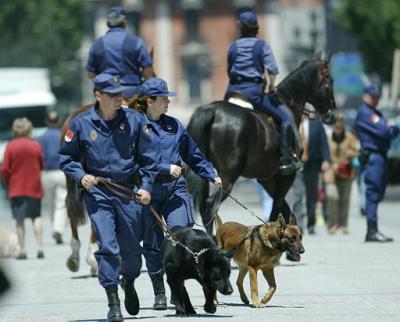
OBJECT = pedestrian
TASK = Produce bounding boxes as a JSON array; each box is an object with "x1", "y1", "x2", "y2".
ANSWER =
[
  {"x1": 324, "y1": 115, "x2": 359, "y2": 235},
  {"x1": 302, "y1": 110, "x2": 330, "y2": 235},
  {"x1": 1, "y1": 117, "x2": 44, "y2": 259},
  {"x1": 86, "y1": 6, "x2": 155, "y2": 101},
  {"x1": 225, "y1": 11, "x2": 299, "y2": 174},
  {"x1": 355, "y1": 85, "x2": 399, "y2": 242},
  {"x1": 37, "y1": 111, "x2": 67, "y2": 244},
  {"x1": 131, "y1": 77, "x2": 222, "y2": 310},
  {"x1": 59, "y1": 73, "x2": 159, "y2": 321}
]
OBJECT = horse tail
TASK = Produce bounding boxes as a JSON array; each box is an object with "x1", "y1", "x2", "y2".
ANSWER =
[
  {"x1": 187, "y1": 104, "x2": 217, "y2": 158},
  {"x1": 65, "y1": 175, "x2": 87, "y2": 226},
  {"x1": 186, "y1": 104, "x2": 217, "y2": 232}
]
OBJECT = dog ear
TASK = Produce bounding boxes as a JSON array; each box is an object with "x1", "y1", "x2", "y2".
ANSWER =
[
  {"x1": 276, "y1": 214, "x2": 287, "y2": 229},
  {"x1": 289, "y1": 214, "x2": 298, "y2": 226}
]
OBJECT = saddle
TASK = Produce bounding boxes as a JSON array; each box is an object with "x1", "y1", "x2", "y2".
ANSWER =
[
  {"x1": 225, "y1": 91, "x2": 302, "y2": 159},
  {"x1": 225, "y1": 92, "x2": 276, "y2": 126}
]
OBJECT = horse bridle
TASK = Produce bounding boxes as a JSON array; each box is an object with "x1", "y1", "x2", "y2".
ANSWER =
[{"x1": 306, "y1": 60, "x2": 336, "y2": 118}]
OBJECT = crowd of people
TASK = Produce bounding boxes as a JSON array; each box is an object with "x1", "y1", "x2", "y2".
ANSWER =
[{"x1": 0, "y1": 7, "x2": 399, "y2": 322}]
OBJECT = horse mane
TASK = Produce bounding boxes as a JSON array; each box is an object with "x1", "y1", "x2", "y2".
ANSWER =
[{"x1": 277, "y1": 60, "x2": 317, "y2": 96}]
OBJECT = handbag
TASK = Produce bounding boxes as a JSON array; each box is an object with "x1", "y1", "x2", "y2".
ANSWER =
[{"x1": 335, "y1": 163, "x2": 353, "y2": 179}]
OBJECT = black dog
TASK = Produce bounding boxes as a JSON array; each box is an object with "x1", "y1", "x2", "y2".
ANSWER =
[{"x1": 161, "y1": 227, "x2": 234, "y2": 316}]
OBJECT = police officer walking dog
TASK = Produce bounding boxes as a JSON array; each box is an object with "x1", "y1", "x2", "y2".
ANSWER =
[
  {"x1": 86, "y1": 7, "x2": 155, "y2": 99},
  {"x1": 59, "y1": 73, "x2": 159, "y2": 322},
  {"x1": 132, "y1": 77, "x2": 222, "y2": 310},
  {"x1": 355, "y1": 85, "x2": 399, "y2": 242}
]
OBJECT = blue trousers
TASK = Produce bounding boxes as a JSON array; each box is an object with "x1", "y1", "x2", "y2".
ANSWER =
[
  {"x1": 226, "y1": 82, "x2": 292, "y2": 126},
  {"x1": 362, "y1": 152, "x2": 388, "y2": 222},
  {"x1": 142, "y1": 178, "x2": 195, "y2": 279},
  {"x1": 84, "y1": 185, "x2": 143, "y2": 288}
]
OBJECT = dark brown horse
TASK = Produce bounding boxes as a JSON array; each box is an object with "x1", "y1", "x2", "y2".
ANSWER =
[{"x1": 186, "y1": 56, "x2": 337, "y2": 235}]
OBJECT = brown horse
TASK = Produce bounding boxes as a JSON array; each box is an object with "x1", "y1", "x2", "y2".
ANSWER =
[{"x1": 186, "y1": 56, "x2": 337, "y2": 235}]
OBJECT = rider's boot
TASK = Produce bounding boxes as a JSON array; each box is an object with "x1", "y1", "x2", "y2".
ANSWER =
[
  {"x1": 105, "y1": 286, "x2": 124, "y2": 322},
  {"x1": 279, "y1": 124, "x2": 301, "y2": 175},
  {"x1": 121, "y1": 278, "x2": 140, "y2": 315},
  {"x1": 151, "y1": 276, "x2": 168, "y2": 310}
]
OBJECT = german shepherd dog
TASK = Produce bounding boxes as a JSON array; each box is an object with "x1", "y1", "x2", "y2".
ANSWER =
[
  {"x1": 215, "y1": 214, "x2": 304, "y2": 308},
  {"x1": 161, "y1": 226, "x2": 235, "y2": 316}
]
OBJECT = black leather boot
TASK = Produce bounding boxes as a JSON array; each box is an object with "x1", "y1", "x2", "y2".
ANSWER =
[
  {"x1": 121, "y1": 278, "x2": 139, "y2": 316},
  {"x1": 105, "y1": 286, "x2": 123, "y2": 322},
  {"x1": 151, "y1": 276, "x2": 167, "y2": 310},
  {"x1": 365, "y1": 221, "x2": 393, "y2": 242},
  {"x1": 279, "y1": 124, "x2": 301, "y2": 175}
]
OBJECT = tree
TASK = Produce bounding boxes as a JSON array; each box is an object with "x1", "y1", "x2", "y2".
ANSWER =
[
  {"x1": 336, "y1": 0, "x2": 400, "y2": 81},
  {"x1": 0, "y1": 0, "x2": 84, "y2": 108}
]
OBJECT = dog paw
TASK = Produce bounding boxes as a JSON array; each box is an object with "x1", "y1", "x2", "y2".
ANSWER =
[
  {"x1": 186, "y1": 306, "x2": 197, "y2": 315},
  {"x1": 176, "y1": 310, "x2": 189, "y2": 317},
  {"x1": 204, "y1": 303, "x2": 217, "y2": 314},
  {"x1": 250, "y1": 302, "x2": 266, "y2": 308}
]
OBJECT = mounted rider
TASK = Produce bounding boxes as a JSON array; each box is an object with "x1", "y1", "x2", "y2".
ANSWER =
[
  {"x1": 86, "y1": 6, "x2": 155, "y2": 102},
  {"x1": 225, "y1": 11, "x2": 299, "y2": 175}
]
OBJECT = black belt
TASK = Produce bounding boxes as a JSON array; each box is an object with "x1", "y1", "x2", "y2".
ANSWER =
[
  {"x1": 230, "y1": 75, "x2": 265, "y2": 84},
  {"x1": 155, "y1": 174, "x2": 177, "y2": 183}
]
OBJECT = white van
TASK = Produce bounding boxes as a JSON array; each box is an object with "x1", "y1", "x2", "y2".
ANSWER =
[{"x1": 0, "y1": 68, "x2": 56, "y2": 163}]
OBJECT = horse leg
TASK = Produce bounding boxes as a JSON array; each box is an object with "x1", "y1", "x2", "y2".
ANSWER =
[
  {"x1": 85, "y1": 224, "x2": 98, "y2": 277},
  {"x1": 261, "y1": 173, "x2": 295, "y2": 223},
  {"x1": 66, "y1": 220, "x2": 81, "y2": 272}
]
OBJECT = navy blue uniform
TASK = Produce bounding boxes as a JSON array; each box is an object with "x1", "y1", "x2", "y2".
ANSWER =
[
  {"x1": 86, "y1": 28, "x2": 153, "y2": 96},
  {"x1": 59, "y1": 105, "x2": 158, "y2": 288},
  {"x1": 142, "y1": 114, "x2": 217, "y2": 279},
  {"x1": 37, "y1": 128, "x2": 62, "y2": 170},
  {"x1": 226, "y1": 37, "x2": 291, "y2": 126},
  {"x1": 355, "y1": 102, "x2": 399, "y2": 222}
]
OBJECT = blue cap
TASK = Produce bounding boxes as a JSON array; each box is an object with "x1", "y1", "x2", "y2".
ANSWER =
[
  {"x1": 93, "y1": 73, "x2": 127, "y2": 94},
  {"x1": 107, "y1": 7, "x2": 126, "y2": 26},
  {"x1": 139, "y1": 78, "x2": 176, "y2": 97},
  {"x1": 238, "y1": 11, "x2": 258, "y2": 26},
  {"x1": 363, "y1": 85, "x2": 381, "y2": 97}
]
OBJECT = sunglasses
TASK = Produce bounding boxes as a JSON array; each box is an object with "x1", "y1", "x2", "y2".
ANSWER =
[{"x1": 101, "y1": 91, "x2": 122, "y2": 97}]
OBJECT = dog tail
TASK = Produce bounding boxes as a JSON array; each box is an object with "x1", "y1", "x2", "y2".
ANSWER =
[{"x1": 214, "y1": 213, "x2": 223, "y2": 231}]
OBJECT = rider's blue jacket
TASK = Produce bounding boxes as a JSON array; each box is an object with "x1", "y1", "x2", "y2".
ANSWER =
[
  {"x1": 86, "y1": 27, "x2": 153, "y2": 86},
  {"x1": 227, "y1": 37, "x2": 279, "y2": 82},
  {"x1": 58, "y1": 104, "x2": 159, "y2": 193},
  {"x1": 148, "y1": 114, "x2": 216, "y2": 182}
]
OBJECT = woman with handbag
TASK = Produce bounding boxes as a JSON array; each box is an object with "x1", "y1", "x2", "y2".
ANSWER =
[{"x1": 324, "y1": 115, "x2": 359, "y2": 234}]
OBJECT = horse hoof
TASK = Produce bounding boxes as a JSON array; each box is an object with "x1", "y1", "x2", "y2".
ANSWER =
[{"x1": 66, "y1": 254, "x2": 80, "y2": 272}]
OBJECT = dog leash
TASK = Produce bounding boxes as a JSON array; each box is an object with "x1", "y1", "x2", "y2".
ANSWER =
[
  {"x1": 222, "y1": 188, "x2": 267, "y2": 224},
  {"x1": 96, "y1": 177, "x2": 209, "y2": 264}
]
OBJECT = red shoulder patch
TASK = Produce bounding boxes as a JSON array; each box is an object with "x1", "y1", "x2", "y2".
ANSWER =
[{"x1": 64, "y1": 128, "x2": 75, "y2": 142}]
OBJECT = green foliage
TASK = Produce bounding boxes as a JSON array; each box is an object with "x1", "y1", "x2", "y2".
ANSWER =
[
  {"x1": 336, "y1": 0, "x2": 400, "y2": 81},
  {"x1": 0, "y1": 0, "x2": 85, "y2": 106}
]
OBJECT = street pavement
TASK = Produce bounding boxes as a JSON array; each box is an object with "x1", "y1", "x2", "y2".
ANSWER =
[{"x1": 0, "y1": 179, "x2": 399, "y2": 322}]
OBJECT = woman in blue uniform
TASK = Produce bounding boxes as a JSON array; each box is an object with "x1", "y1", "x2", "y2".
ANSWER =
[{"x1": 133, "y1": 77, "x2": 221, "y2": 310}]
